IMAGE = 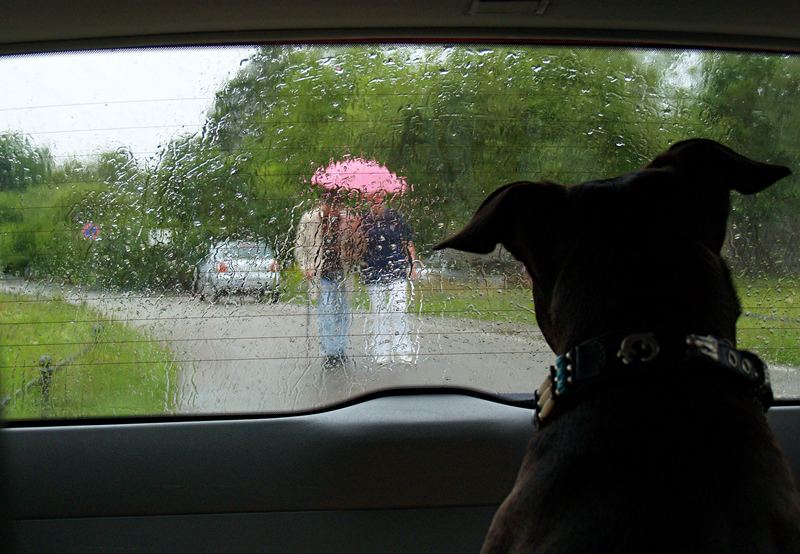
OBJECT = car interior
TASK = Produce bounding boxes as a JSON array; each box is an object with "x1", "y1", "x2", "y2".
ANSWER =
[{"x1": 2, "y1": 1, "x2": 800, "y2": 552}]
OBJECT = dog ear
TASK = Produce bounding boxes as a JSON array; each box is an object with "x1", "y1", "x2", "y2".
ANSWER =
[
  {"x1": 647, "y1": 138, "x2": 791, "y2": 194},
  {"x1": 433, "y1": 181, "x2": 565, "y2": 258}
]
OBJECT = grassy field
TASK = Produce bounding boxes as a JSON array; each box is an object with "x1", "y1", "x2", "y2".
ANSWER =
[
  {"x1": 408, "y1": 276, "x2": 800, "y2": 367},
  {"x1": 736, "y1": 277, "x2": 800, "y2": 367},
  {"x1": 282, "y1": 267, "x2": 536, "y2": 324},
  {"x1": 0, "y1": 292, "x2": 177, "y2": 419},
  {"x1": 408, "y1": 278, "x2": 536, "y2": 326},
  {"x1": 0, "y1": 271, "x2": 794, "y2": 421},
  {"x1": 284, "y1": 267, "x2": 800, "y2": 366}
]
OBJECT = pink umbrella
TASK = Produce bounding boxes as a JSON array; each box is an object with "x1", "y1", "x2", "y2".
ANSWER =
[{"x1": 311, "y1": 157, "x2": 407, "y2": 194}]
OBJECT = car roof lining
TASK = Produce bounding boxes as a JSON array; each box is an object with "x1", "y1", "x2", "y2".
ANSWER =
[{"x1": 2, "y1": 0, "x2": 800, "y2": 55}]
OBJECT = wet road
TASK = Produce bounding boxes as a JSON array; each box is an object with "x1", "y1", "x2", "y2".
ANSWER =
[
  {"x1": 4, "y1": 277, "x2": 799, "y2": 414},
  {"x1": 83, "y1": 293, "x2": 552, "y2": 413}
]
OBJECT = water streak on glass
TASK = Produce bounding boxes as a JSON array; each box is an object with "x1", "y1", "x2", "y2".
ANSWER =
[{"x1": 0, "y1": 46, "x2": 798, "y2": 419}]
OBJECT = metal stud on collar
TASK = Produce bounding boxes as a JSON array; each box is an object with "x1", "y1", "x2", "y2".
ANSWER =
[
  {"x1": 617, "y1": 333, "x2": 660, "y2": 365},
  {"x1": 686, "y1": 334, "x2": 772, "y2": 407},
  {"x1": 534, "y1": 332, "x2": 773, "y2": 428}
]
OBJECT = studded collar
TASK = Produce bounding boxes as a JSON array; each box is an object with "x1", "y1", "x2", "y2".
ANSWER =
[{"x1": 534, "y1": 332, "x2": 773, "y2": 427}]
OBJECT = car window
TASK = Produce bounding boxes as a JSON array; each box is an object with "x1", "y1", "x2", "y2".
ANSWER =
[
  {"x1": 232, "y1": 243, "x2": 272, "y2": 258},
  {"x1": 1, "y1": 45, "x2": 798, "y2": 420}
]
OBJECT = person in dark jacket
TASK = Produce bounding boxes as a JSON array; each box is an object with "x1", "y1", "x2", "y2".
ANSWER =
[{"x1": 359, "y1": 191, "x2": 419, "y2": 365}]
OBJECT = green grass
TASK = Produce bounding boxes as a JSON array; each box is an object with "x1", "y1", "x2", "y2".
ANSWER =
[
  {"x1": 409, "y1": 277, "x2": 536, "y2": 326},
  {"x1": 2, "y1": 266, "x2": 795, "y2": 421},
  {"x1": 265, "y1": 264, "x2": 800, "y2": 369},
  {"x1": 281, "y1": 266, "x2": 537, "y2": 325},
  {"x1": 0, "y1": 292, "x2": 177, "y2": 419},
  {"x1": 410, "y1": 276, "x2": 800, "y2": 368},
  {"x1": 409, "y1": 275, "x2": 800, "y2": 366},
  {"x1": 736, "y1": 277, "x2": 800, "y2": 367}
]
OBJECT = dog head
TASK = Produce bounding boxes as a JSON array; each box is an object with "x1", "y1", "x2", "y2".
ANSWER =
[{"x1": 434, "y1": 139, "x2": 790, "y2": 354}]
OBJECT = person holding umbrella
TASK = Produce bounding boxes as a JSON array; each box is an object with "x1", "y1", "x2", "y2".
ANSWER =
[
  {"x1": 294, "y1": 189, "x2": 360, "y2": 370},
  {"x1": 310, "y1": 157, "x2": 419, "y2": 366}
]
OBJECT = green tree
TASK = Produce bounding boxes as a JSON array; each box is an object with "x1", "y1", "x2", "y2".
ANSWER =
[
  {"x1": 205, "y1": 46, "x2": 667, "y2": 253},
  {"x1": 49, "y1": 157, "x2": 98, "y2": 185},
  {"x1": 97, "y1": 148, "x2": 140, "y2": 187},
  {"x1": 0, "y1": 133, "x2": 53, "y2": 191},
  {"x1": 695, "y1": 53, "x2": 800, "y2": 273}
]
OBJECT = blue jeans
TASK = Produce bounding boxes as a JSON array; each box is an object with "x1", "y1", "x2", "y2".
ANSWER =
[{"x1": 317, "y1": 276, "x2": 351, "y2": 357}]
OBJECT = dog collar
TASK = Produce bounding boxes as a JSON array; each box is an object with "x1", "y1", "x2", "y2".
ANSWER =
[{"x1": 534, "y1": 332, "x2": 773, "y2": 428}]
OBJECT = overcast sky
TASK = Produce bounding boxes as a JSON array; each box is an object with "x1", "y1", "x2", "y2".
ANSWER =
[{"x1": 0, "y1": 46, "x2": 257, "y2": 160}]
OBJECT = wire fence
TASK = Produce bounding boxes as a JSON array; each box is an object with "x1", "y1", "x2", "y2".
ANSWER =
[{"x1": 1, "y1": 322, "x2": 105, "y2": 410}]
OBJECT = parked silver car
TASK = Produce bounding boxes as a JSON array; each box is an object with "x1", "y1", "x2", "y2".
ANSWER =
[{"x1": 194, "y1": 240, "x2": 281, "y2": 302}]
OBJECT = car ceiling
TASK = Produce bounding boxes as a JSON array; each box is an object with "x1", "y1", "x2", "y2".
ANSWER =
[{"x1": 2, "y1": 0, "x2": 800, "y2": 53}]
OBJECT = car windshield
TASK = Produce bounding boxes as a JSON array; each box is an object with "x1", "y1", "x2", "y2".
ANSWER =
[
  {"x1": 1, "y1": 45, "x2": 798, "y2": 420},
  {"x1": 233, "y1": 244, "x2": 271, "y2": 258}
]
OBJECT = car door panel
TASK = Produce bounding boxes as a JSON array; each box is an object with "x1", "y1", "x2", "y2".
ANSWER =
[{"x1": 5, "y1": 396, "x2": 799, "y2": 552}]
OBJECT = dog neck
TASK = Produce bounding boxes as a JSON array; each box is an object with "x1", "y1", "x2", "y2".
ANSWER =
[{"x1": 533, "y1": 331, "x2": 773, "y2": 427}]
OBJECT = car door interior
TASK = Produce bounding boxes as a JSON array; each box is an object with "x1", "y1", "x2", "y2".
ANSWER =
[
  {"x1": 6, "y1": 393, "x2": 530, "y2": 552},
  {"x1": 2, "y1": 2, "x2": 800, "y2": 553},
  {"x1": 5, "y1": 396, "x2": 800, "y2": 552}
]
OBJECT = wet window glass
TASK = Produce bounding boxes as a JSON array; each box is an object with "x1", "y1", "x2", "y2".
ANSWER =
[
  {"x1": 0, "y1": 46, "x2": 798, "y2": 419},
  {"x1": 233, "y1": 243, "x2": 271, "y2": 258}
]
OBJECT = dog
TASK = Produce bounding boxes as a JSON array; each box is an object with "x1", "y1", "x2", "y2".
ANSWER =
[{"x1": 435, "y1": 139, "x2": 800, "y2": 553}]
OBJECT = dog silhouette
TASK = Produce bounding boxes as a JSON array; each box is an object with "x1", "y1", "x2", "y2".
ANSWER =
[{"x1": 436, "y1": 139, "x2": 800, "y2": 553}]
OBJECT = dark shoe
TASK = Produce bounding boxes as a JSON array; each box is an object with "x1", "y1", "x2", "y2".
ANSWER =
[{"x1": 323, "y1": 354, "x2": 346, "y2": 370}]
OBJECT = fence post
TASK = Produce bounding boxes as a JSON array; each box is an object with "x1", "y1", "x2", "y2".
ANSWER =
[{"x1": 39, "y1": 355, "x2": 53, "y2": 405}]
